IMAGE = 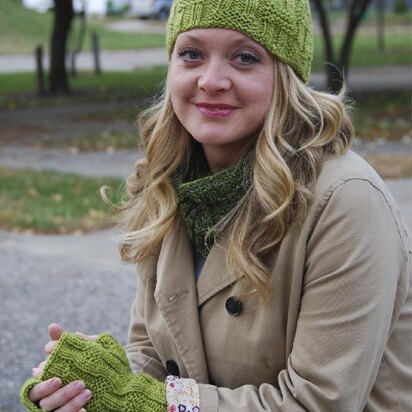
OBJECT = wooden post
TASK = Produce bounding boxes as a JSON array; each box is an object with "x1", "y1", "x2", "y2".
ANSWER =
[
  {"x1": 91, "y1": 32, "x2": 101, "y2": 75},
  {"x1": 71, "y1": 52, "x2": 77, "y2": 77},
  {"x1": 376, "y1": 0, "x2": 385, "y2": 52},
  {"x1": 35, "y1": 44, "x2": 45, "y2": 95}
]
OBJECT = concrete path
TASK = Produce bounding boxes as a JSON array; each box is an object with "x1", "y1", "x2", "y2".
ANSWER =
[
  {"x1": 0, "y1": 146, "x2": 140, "y2": 178},
  {"x1": 0, "y1": 48, "x2": 169, "y2": 73},
  {"x1": 0, "y1": 49, "x2": 411, "y2": 91}
]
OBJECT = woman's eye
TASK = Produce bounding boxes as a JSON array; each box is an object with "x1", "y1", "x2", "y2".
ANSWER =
[
  {"x1": 178, "y1": 48, "x2": 202, "y2": 62},
  {"x1": 234, "y1": 51, "x2": 260, "y2": 65}
]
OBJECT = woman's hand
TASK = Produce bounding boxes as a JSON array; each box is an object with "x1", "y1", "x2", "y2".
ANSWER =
[{"x1": 28, "y1": 323, "x2": 97, "y2": 412}]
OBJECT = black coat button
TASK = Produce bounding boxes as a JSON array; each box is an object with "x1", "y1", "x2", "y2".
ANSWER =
[
  {"x1": 166, "y1": 359, "x2": 180, "y2": 377},
  {"x1": 225, "y1": 296, "x2": 243, "y2": 316}
]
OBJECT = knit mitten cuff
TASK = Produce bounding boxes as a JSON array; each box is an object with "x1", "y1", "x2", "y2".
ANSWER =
[{"x1": 20, "y1": 378, "x2": 44, "y2": 412}]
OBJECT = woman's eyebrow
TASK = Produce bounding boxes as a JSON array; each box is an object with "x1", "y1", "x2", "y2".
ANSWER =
[{"x1": 177, "y1": 33, "x2": 266, "y2": 52}]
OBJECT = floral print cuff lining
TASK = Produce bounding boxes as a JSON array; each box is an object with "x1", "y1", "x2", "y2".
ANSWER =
[{"x1": 166, "y1": 375, "x2": 200, "y2": 412}]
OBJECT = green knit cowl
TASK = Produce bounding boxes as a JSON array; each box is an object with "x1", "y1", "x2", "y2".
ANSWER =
[{"x1": 173, "y1": 145, "x2": 253, "y2": 258}]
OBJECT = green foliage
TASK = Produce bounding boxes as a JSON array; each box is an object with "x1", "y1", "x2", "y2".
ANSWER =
[
  {"x1": 394, "y1": 0, "x2": 408, "y2": 14},
  {"x1": 0, "y1": 168, "x2": 124, "y2": 233}
]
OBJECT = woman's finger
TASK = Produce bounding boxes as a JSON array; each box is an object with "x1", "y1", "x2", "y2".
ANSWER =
[
  {"x1": 38, "y1": 381, "x2": 87, "y2": 411},
  {"x1": 48, "y1": 323, "x2": 65, "y2": 341},
  {"x1": 32, "y1": 360, "x2": 47, "y2": 378},
  {"x1": 28, "y1": 378, "x2": 62, "y2": 402},
  {"x1": 45, "y1": 339, "x2": 58, "y2": 355},
  {"x1": 32, "y1": 368, "x2": 44, "y2": 378},
  {"x1": 75, "y1": 331, "x2": 98, "y2": 341},
  {"x1": 54, "y1": 389, "x2": 92, "y2": 412}
]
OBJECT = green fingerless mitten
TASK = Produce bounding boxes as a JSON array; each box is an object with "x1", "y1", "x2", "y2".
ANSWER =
[{"x1": 20, "y1": 333, "x2": 167, "y2": 412}]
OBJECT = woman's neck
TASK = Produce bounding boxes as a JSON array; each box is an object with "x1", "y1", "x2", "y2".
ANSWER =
[{"x1": 201, "y1": 140, "x2": 255, "y2": 174}]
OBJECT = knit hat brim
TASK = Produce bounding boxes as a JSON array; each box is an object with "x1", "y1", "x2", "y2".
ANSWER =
[{"x1": 167, "y1": 0, "x2": 313, "y2": 83}]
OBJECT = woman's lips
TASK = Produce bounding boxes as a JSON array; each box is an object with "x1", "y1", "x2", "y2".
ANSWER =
[{"x1": 195, "y1": 103, "x2": 236, "y2": 117}]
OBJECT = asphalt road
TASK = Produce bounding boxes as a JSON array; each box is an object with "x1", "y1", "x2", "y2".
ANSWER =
[{"x1": 0, "y1": 229, "x2": 136, "y2": 411}]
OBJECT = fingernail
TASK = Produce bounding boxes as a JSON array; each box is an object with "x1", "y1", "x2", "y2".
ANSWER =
[
  {"x1": 51, "y1": 378, "x2": 61, "y2": 389},
  {"x1": 75, "y1": 381, "x2": 85, "y2": 391},
  {"x1": 32, "y1": 368, "x2": 40, "y2": 377},
  {"x1": 81, "y1": 389, "x2": 92, "y2": 400}
]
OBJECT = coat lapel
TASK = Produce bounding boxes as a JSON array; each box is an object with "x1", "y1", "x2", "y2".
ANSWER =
[
  {"x1": 154, "y1": 219, "x2": 209, "y2": 382},
  {"x1": 196, "y1": 239, "x2": 239, "y2": 306}
]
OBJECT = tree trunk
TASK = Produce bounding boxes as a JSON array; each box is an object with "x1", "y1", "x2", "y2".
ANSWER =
[
  {"x1": 311, "y1": 0, "x2": 373, "y2": 93},
  {"x1": 312, "y1": 0, "x2": 342, "y2": 91},
  {"x1": 49, "y1": 0, "x2": 74, "y2": 95},
  {"x1": 338, "y1": 0, "x2": 373, "y2": 78}
]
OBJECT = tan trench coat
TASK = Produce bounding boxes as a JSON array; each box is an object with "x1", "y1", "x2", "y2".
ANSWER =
[{"x1": 125, "y1": 151, "x2": 412, "y2": 412}]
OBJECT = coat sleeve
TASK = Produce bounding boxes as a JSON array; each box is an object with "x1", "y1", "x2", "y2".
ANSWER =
[
  {"x1": 124, "y1": 274, "x2": 168, "y2": 381},
  {"x1": 198, "y1": 178, "x2": 410, "y2": 412}
]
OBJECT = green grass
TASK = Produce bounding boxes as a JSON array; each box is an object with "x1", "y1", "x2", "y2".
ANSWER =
[
  {"x1": 362, "y1": 10, "x2": 412, "y2": 25},
  {"x1": 325, "y1": 10, "x2": 412, "y2": 26},
  {"x1": 0, "y1": 0, "x2": 165, "y2": 55},
  {"x1": 83, "y1": 19, "x2": 165, "y2": 51},
  {"x1": 312, "y1": 28, "x2": 412, "y2": 71},
  {"x1": 0, "y1": 68, "x2": 168, "y2": 109},
  {"x1": 0, "y1": 168, "x2": 124, "y2": 233},
  {"x1": 0, "y1": 0, "x2": 52, "y2": 55}
]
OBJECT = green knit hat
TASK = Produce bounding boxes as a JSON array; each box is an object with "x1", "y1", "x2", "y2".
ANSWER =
[{"x1": 166, "y1": 0, "x2": 313, "y2": 83}]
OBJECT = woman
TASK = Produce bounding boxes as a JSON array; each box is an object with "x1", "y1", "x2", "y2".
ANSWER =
[{"x1": 21, "y1": 0, "x2": 412, "y2": 411}]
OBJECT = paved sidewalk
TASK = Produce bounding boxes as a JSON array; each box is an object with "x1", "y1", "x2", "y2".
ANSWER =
[
  {"x1": 0, "y1": 49, "x2": 169, "y2": 73},
  {"x1": 0, "y1": 146, "x2": 140, "y2": 177},
  {"x1": 0, "y1": 228, "x2": 136, "y2": 411},
  {"x1": 0, "y1": 49, "x2": 411, "y2": 91}
]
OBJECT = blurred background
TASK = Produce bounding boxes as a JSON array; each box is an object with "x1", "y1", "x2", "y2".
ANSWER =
[{"x1": 0, "y1": 0, "x2": 411, "y2": 410}]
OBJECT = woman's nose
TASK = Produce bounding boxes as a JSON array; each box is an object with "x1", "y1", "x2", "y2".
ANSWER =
[{"x1": 198, "y1": 61, "x2": 231, "y2": 94}]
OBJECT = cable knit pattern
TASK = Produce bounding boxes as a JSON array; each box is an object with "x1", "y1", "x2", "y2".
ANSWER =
[
  {"x1": 20, "y1": 333, "x2": 167, "y2": 412},
  {"x1": 174, "y1": 152, "x2": 252, "y2": 258},
  {"x1": 167, "y1": 0, "x2": 313, "y2": 82}
]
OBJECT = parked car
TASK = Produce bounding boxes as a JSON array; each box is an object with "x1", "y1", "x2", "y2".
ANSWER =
[{"x1": 129, "y1": 0, "x2": 173, "y2": 19}]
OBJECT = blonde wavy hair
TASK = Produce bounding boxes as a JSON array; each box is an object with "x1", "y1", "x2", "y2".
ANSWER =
[{"x1": 111, "y1": 59, "x2": 353, "y2": 302}]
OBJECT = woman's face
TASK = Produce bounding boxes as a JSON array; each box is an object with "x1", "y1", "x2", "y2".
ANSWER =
[{"x1": 169, "y1": 28, "x2": 275, "y2": 171}]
